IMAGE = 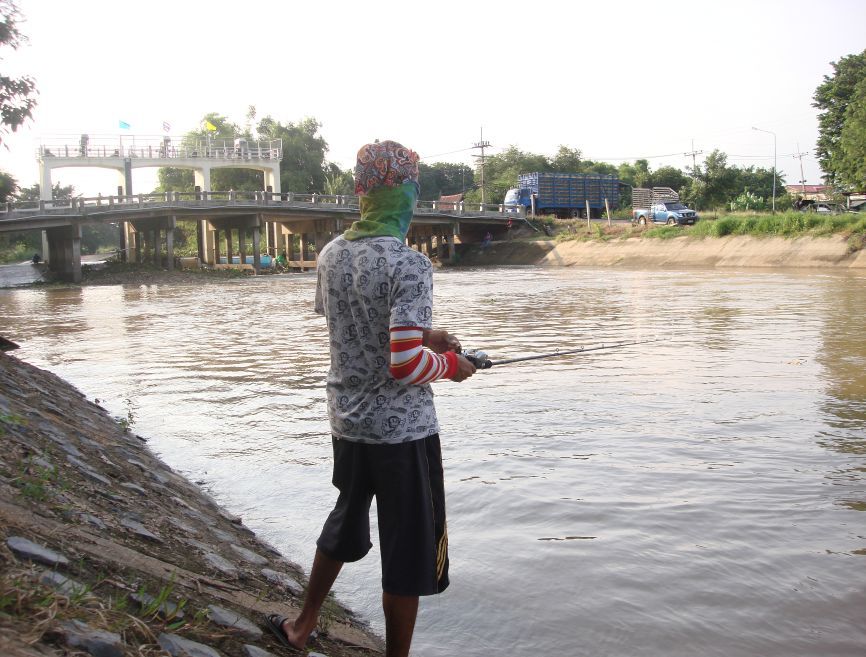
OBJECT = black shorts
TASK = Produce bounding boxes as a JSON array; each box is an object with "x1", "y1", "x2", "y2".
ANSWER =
[{"x1": 316, "y1": 434, "x2": 449, "y2": 597}]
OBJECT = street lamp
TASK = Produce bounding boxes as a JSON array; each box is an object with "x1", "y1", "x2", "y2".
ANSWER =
[{"x1": 752, "y1": 126, "x2": 777, "y2": 213}]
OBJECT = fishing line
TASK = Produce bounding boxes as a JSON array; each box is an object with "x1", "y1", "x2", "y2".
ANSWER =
[{"x1": 461, "y1": 338, "x2": 670, "y2": 370}]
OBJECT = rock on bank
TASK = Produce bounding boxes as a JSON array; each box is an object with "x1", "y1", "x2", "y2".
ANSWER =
[
  {"x1": 455, "y1": 235, "x2": 866, "y2": 269},
  {"x1": 0, "y1": 352, "x2": 383, "y2": 657}
]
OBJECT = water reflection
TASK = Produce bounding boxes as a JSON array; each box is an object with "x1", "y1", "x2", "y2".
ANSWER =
[
  {"x1": 814, "y1": 275, "x2": 866, "y2": 515},
  {"x1": 817, "y1": 271, "x2": 866, "y2": 434}
]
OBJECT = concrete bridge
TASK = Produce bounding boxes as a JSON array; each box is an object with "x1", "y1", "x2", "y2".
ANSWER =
[
  {"x1": 0, "y1": 191, "x2": 526, "y2": 282},
  {"x1": 5, "y1": 134, "x2": 527, "y2": 281}
]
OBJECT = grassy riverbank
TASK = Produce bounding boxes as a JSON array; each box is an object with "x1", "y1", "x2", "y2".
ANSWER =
[{"x1": 549, "y1": 211, "x2": 866, "y2": 254}]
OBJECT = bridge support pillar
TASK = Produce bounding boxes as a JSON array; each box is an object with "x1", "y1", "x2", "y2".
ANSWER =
[
  {"x1": 166, "y1": 216, "x2": 176, "y2": 270},
  {"x1": 449, "y1": 223, "x2": 458, "y2": 264},
  {"x1": 133, "y1": 228, "x2": 142, "y2": 264},
  {"x1": 299, "y1": 233, "x2": 309, "y2": 271},
  {"x1": 253, "y1": 219, "x2": 261, "y2": 273},
  {"x1": 38, "y1": 163, "x2": 53, "y2": 201},
  {"x1": 285, "y1": 229, "x2": 295, "y2": 264},
  {"x1": 194, "y1": 167, "x2": 211, "y2": 193},
  {"x1": 264, "y1": 168, "x2": 280, "y2": 194},
  {"x1": 197, "y1": 220, "x2": 207, "y2": 264},
  {"x1": 211, "y1": 226, "x2": 219, "y2": 266},
  {"x1": 44, "y1": 225, "x2": 82, "y2": 283},
  {"x1": 121, "y1": 222, "x2": 136, "y2": 263},
  {"x1": 238, "y1": 228, "x2": 247, "y2": 266},
  {"x1": 224, "y1": 229, "x2": 232, "y2": 265},
  {"x1": 118, "y1": 222, "x2": 127, "y2": 262},
  {"x1": 152, "y1": 228, "x2": 160, "y2": 267}
]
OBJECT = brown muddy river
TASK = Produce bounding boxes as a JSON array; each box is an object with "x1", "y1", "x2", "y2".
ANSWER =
[{"x1": 1, "y1": 265, "x2": 865, "y2": 656}]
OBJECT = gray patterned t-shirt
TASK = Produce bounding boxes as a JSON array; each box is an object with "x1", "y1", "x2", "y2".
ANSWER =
[{"x1": 314, "y1": 235, "x2": 439, "y2": 444}]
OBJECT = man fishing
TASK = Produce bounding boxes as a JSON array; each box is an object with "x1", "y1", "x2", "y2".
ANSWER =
[{"x1": 266, "y1": 140, "x2": 476, "y2": 657}]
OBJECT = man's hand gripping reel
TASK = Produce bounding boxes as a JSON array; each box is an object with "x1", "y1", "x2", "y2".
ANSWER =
[{"x1": 461, "y1": 348, "x2": 493, "y2": 369}]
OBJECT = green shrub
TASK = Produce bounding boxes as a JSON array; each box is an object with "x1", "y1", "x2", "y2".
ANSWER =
[
  {"x1": 712, "y1": 217, "x2": 739, "y2": 237},
  {"x1": 643, "y1": 211, "x2": 866, "y2": 242}
]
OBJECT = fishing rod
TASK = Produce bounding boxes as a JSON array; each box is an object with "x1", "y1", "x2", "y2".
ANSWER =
[{"x1": 460, "y1": 338, "x2": 670, "y2": 370}]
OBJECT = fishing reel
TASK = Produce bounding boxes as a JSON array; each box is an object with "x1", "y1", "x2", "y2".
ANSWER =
[{"x1": 460, "y1": 348, "x2": 493, "y2": 369}]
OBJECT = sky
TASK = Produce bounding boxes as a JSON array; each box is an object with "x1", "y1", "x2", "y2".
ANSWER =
[{"x1": 2, "y1": 0, "x2": 865, "y2": 198}]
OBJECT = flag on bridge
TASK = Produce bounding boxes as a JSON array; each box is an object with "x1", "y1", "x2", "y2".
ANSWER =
[
  {"x1": 119, "y1": 120, "x2": 131, "y2": 130},
  {"x1": 204, "y1": 120, "x2": 217, "y2": 132},
  {"x1": 162, "y1": 121, "x2": 171, "y2": 132}
]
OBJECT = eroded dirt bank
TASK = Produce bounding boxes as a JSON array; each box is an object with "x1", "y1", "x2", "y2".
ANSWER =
[{"x1": 455, "y1": 235, "x2": 866, "y2": 269}]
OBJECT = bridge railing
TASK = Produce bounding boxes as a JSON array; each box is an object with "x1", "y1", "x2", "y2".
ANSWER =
[
  {"x1": 2, "y1": 192, "x2": 525, "y2": 220},
  {"x1": 37, "y1": 137, "x2": 283, "y2": 162}
]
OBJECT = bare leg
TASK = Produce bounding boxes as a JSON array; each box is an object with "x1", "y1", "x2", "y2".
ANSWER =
[
  {"x1": 283, "y1": 548, "x2": 344, "y2": 649},
  {"x1": 382, "y1": 592, "x2": 419, "y2": 657}
]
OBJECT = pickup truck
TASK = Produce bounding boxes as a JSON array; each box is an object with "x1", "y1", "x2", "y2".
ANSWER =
[{"x1": 632, "y1": 187, "x2": 698, "y2": 226}]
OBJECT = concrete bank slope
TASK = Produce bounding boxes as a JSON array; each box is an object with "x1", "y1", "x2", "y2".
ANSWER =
[
  {"x1": 455, "y1": 235, "x2": 866, "y2": 269},
  {"x1": 0, "y1": 352, "x2": 383, "y2": 657}
]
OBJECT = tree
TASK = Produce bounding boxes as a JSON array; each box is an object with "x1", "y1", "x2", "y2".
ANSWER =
[
  {"x1": 155, "y1": 113, "x2": 239, "y2": 193},
  {"x1": 417, "y1": 162, "x2": 473, "y2": 201},
  {"x1": 323, "y1": 164, "x2": 354, "y2": 196},
  {"x1": 0, "y1": 0, "x2": 37, "y2": 146},
  {"x1": 15, "y1": 181, "x2": 74, "y2": 201},
  {"x1": 464, "y1": 145, "x2": 549, "y2": 204},
  {"x1": 679, "y1": 150, "x2": 786, "y2": 210},
  {"x1": 813, "y1": 49, "x2": 866, "y2": 185},
  {"x1": 835, "y1": 77, "x2": 866, "y2": 188},
  {"x1": 257, "y1": 115, "x2": 330, "y2": 193},
  {"x1": 550, "y1": 146, "x2": 583, "y2": 172},
  {"x1": 154, "y1": 112, "x2": 341, "y2": 196},
  {"x1": 0, "y1": 182, "x2": 75, "y2": 260},
  {"x1": 650, "y1": 166, "x2": 690, "y2": 193},
  {"x1": 0, "y1": 170, "x2": 15, "y2": 201},
  {"x1": 686, "y1": 150, "x2": 740, "y2": 209},
  {"x1": 618, "y1": 159, "x2": 652, "y2": 189}
]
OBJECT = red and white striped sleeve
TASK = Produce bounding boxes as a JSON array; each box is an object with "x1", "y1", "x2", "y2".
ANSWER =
[{"x1": 389, "y1": 326, "x2": 459, "y2": 384}]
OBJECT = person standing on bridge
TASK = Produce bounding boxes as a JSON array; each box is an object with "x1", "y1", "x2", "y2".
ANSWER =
[{"x1": 265, "y1": 140, "x2": 476, "y2": 657}]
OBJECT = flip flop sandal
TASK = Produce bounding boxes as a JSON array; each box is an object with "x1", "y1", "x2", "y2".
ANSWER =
[{"x1": 264, "y1": 614, "x2": 298, "y2": 651}]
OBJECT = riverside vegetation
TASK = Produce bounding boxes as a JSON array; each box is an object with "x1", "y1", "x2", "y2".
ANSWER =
[{"x1": 547, "y1": 211, "x2": 866, "y2": 254}]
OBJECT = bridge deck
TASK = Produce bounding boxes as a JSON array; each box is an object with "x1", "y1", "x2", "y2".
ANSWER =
[{"x1": 1, "y1": 192, "x2": 523, "y2": 232}]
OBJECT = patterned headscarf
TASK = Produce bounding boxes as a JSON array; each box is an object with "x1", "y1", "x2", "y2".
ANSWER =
[
  {"x1": 353, "y1": 140, "x2": 420, "y2": 195},
  {"x1": 344, "y1": 140, "x2": 421, "y2": 241}
]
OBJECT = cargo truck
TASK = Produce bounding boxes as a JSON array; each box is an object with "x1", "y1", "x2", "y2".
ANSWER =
[
  {"x1": 504, "y1": 172, "x2": 620, "y2": 218},
  {"x1": 632, "y1": 187, "x2": 698, "y2": 226}
]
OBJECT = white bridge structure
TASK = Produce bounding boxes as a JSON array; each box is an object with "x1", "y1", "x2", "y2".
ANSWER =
[
  {"x1": 37, "y1": 134, "x2": 283, "y2": 200},
  {"x1": 4, "y1": 134, "x2": 527, "y2": 281}
]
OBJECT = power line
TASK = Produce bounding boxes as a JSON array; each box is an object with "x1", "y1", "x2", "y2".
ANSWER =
[{"x1": 419, "y1": 146, "x2": 475, "y2": 160}]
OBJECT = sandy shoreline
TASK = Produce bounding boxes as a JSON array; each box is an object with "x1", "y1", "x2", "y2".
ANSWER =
[
  {"x1": 454, "y1": 234, "x2": 866, "y2": 269},
  {"x1": 2, "y1": 235, "x2": 864, "y2": 292}
]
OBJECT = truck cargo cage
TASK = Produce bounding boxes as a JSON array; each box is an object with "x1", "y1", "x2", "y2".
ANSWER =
[
  {"x1": 518, "y1": 172, "x2": 621, "y2": 211},
  {"x1": 632, "y1": 187, "x2": 680, "y2": 209}
]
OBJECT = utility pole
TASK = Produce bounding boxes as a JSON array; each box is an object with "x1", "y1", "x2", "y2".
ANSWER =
[
  {"x1": 793, "y1": 143, "x2": 808, "y2": 194},
  {"x1": 472, "y1": 127, "x2": 492, "y2": 204},
  {"x1": 684, "y1": 139, "x2": 703, "y2": 177}
]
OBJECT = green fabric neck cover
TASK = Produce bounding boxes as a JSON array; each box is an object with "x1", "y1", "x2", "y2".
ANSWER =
[{"x1": 344, "y1": 183, "x2": 418, "y2": 241}]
